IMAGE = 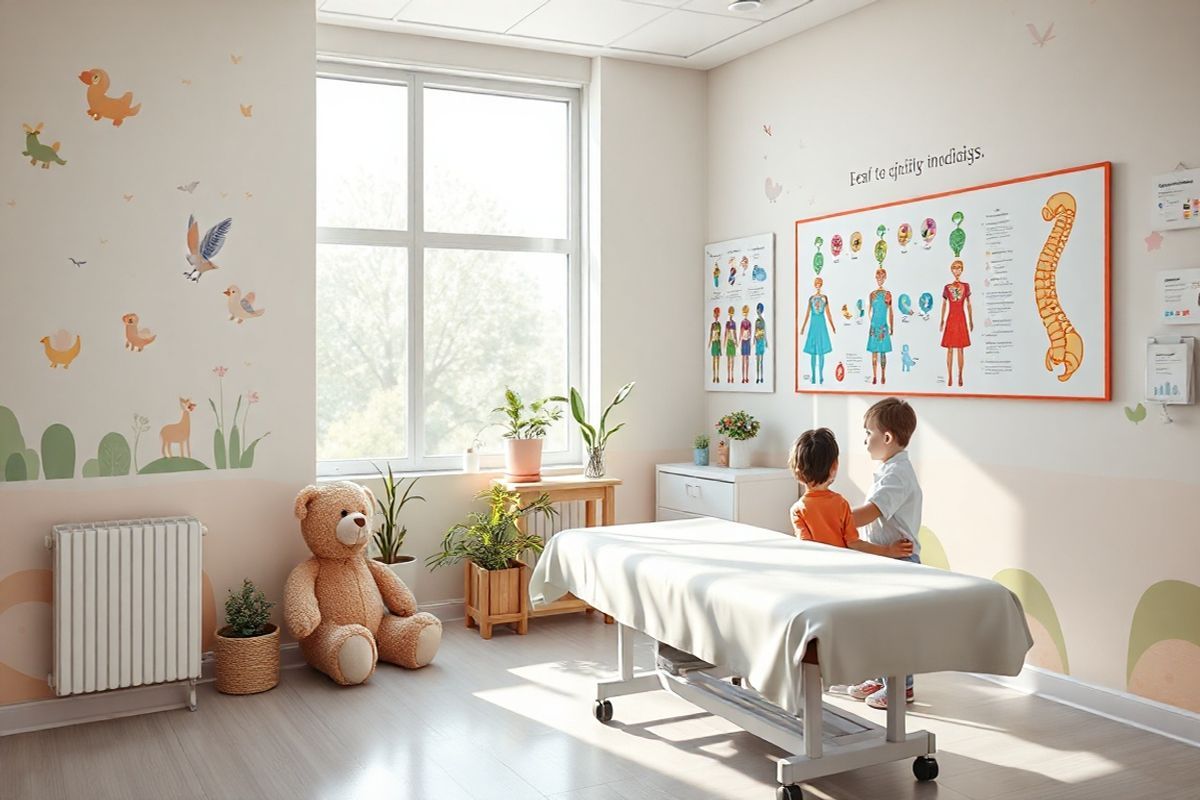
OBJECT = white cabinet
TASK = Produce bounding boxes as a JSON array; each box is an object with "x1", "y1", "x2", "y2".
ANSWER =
[{"x1": 655, "y1": 463, "x2": 798, "y2": 534}]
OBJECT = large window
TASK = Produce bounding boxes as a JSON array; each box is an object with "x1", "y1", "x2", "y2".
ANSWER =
[{"x1": 317, "y1": 66, "x2": 582, "y2": 475}]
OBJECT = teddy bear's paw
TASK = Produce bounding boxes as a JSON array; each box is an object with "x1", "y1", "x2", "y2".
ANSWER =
[
  {"x1": 413, "y1": 621, "x2": 442, "y2": 668},
  {"x1": 337, "y1": 633, "x2": 376, "y2": 684}
]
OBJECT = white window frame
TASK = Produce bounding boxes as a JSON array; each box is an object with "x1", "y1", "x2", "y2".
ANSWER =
[{"x1": 316, "y1": 62, "x2": 584, "y2": 478}]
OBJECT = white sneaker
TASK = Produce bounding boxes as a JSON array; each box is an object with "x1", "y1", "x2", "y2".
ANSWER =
[
  {"x1": 826, "y1": 684, "x2": 853, "y2": 695},
  {"x1": 848, "y1": 679, "x2": 885, "y2": 700}
]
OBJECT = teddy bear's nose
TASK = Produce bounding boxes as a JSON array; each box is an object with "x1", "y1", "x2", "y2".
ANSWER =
[{"x1": 353, "y1": 516, "x2": 365, "y2": 528}]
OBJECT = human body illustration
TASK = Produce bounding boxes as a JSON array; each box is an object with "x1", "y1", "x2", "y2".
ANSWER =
[
  {"x1": 724, "y1": 306, "x2": 738, "y2": 382},
  {"x1": 753, "y1": 303, "x2": 768, "y2": 384},
  {"x1": 939, "y1": 259, "x2": 974, "y2": 386},
  {"x1": 949, "y1": 211, "x2": 966, "y2": 257},
  {"x1": 1035, "y1": 192, "x2": 1083, "y2": 381},
  {"x1": 728, "y1": 257, "x2": 737, "y2": 285},
  {"x1": 866, "y1": 268, "x2": 894, "y2": 384},
  {"x1": 921, "y1": 217, "x2": 937, "y2": 248},
  {"x1": 812, "y1": 236, "x2": 825, "y2": 275},
  {"x1": 800, "y1": 277, "x2": 836, "y2": 384},
  {"x1": 712, "y1": 261, "x2": 720, "y2": 288},
  {"x1": 739, "y1": 305, "x2": 753, "y2": 383},
  {"x1": 708, "y1": 307, "x2": 722, "y2": 383},
  {"x1": 901, "y1": 344, "x2": 915, "y2": 373}
]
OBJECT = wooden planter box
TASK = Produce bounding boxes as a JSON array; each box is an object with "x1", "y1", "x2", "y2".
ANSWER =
[{"x1": 464, "y1": 560, "x2": 530, "y2": 639}]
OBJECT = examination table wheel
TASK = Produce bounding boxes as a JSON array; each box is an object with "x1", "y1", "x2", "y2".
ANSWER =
[
  {"x1": 775, "y1": 784, "x2": 805, "y2": 800},
  {"x1": 913, "y1": 756, "x2": 939, "y2": 782},
  {"x1": 594, "y1": 699, "x2": 613, "y2": 723}
]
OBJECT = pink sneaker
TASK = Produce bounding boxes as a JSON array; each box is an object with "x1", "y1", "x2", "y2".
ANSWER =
[
  {"x1": 848, "y1": 679, "x2": 884, "y2": 700},
  {"x1": 865, "y1": 686, "x2": 915, "y2": 709}
]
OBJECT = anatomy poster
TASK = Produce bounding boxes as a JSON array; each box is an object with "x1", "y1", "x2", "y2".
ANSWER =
[
  {"x1": 794, "y1": 163, "x2": 1110, "y2": 400},
  {"x1": 705, "y1": 233, "x2": 775, "y2": 393}
]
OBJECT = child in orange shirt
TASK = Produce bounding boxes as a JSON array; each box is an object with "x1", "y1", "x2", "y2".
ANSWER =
[{"x1": 787, "y1": 428, "x2": 913, "y2": 558}]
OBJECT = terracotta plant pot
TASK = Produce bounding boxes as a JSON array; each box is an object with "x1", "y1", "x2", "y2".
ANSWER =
[
  {"x1": 504, "y1": 438, "x2": 543, "y2": 483},
  {"x1": 214, "y1": 623, "x2": 280, "y2": 695},
  {"x1": 464, "y1": 559, "x2": 530, "y2": 640}
]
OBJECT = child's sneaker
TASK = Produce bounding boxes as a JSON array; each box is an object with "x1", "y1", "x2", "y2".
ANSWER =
[
  {"x1": 826, "y1": 684, "x2": 853, "y2": 695},
  {"x1": 865, "y1": 685, "x2": 915, "y2": 709},
  {"x1": 847, "y1": 679, "x2": 884, "y2": 700}
]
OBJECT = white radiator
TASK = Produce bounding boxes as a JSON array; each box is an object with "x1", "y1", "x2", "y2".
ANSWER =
[
  {"x1": 47, "y1": 517, "x2": 204, "y2": 707},
  {"x1": 525, "y1": 501, "x2": 586, "y2": 567}
]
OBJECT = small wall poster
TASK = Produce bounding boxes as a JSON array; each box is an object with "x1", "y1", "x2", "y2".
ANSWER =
[
  {"x1": 1158, "y1": 268, "x2": 1200, "y2": 325},
  {"x1": 1153, "y1": 168, "x2": 1200, "y2": 231},
  {"x1": 704, "y1": 233, "x2": 774, "y2": 393}
]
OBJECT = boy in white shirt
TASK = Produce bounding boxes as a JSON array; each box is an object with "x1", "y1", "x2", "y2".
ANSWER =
[{"x1": 842, "y1": 397, "x2": 923, "y2": 709}]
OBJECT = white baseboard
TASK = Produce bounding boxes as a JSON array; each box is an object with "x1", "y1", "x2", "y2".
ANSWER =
[
  {"x1": 1, "y1": 600, "x2": 461, "y2": 738},
  {"x1": 975, "y1": 665, "x2": 1200, "y2": 748}
]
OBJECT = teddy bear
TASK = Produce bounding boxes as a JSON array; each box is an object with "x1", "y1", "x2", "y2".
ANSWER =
[{"x1": 285, "y1": 481, "x2": 442, "y2": 685}]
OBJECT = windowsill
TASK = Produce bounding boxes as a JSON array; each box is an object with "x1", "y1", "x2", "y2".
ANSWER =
[{"x1": 317, "y1": 463, "x2": 588, "y2": 483}]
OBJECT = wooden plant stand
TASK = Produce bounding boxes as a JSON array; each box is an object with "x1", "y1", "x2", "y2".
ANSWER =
[
  {"x1": 464, "y1": 559, "x2": 531, "y2": 640},
  {"x1": 494, "y1": 474, "x2": 621, "y2": 625}
]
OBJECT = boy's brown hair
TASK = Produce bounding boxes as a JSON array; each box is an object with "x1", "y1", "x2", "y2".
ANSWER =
[
  {"x1": 863, "y1": 397, "x2": 917, "y2": 447},
  {"x1": 788, "y1": 427, "x2": 839, "y2": 486}
]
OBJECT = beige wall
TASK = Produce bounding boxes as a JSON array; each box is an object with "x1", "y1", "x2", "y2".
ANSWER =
[
  {"x1": 705, "y1": 0, "x2": 1200, "y2": 712},
  {"x1": 0, "y1": 0, "x2": 315, "y2": 706}
]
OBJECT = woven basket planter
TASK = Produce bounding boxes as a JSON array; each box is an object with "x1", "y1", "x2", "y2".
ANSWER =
[{"x1": 214, "y1": 623, "x2": 280, "y2": 695}]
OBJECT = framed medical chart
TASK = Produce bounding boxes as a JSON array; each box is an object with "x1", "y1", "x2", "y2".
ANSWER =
[
  {"x1": 705, "y1": 233, "x2": 775, "y2": 393},
  {"x1": 794, "y1": 162, "x2": 1111, "y2": 400}
]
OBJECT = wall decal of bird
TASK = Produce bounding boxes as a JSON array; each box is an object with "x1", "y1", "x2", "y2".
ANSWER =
[
  {"x1": 184, "y1": 215, "x2": 232, "y2": 282},
  {"x1": 240, "y1": 104, "x2": 253, "y2": 118},
  {"x1": 224, "y1": 285, "x2": 265, "y2": 323},
  {"x1": 41, "y1": 330, "x2": 81, "y2": 368},
  {"x1": 177, "y1": 181, "x2": 199, "y2": 193},
  {"x1": 79, "y1": 68, "x2": 141, "y2": 126},
  {"x1": 68, "y1": 258, "x2": 86, "y2": 268}
]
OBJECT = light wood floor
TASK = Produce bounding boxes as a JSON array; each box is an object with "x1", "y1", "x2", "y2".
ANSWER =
[{"x1": 1, "y1": 615, "x2": 1196, "y2": 800}]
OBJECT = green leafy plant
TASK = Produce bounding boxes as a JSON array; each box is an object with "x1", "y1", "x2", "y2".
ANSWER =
[
  {"x1": 427, "y1": 484, "x2": 555, "y2": 572},
  {"x1": 371, "y1": 464, "x2": 425, "y2": 564},
  {"x1": 493, "y1": 387, "x2": 563, "y2": 439},
  {"x1": 551, "y1": 382, "x2": 635, "y2": 451},
  {"x1": 82, "y1": 432, "x2": 131, "y2": 478},
  {"x1": 223, "y1": 579, "x2": 274, "y2": 638},
  {"x1": 716, "y1": 410, "x2": 760, "y2": 441},
  {"x1": 693, "y1": 433, "x2": 710, "y2": 449},
  {"x1": 210, "y1": 367, "x2": 269, "y2": 469}
]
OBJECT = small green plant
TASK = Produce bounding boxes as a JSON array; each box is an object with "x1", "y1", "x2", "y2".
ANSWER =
[
  {"x1": 551, "y1": 382, "x2": 635, "y2": 451},
  {"x1": 224, "y1": 579, "x2": 273, "y2": 638},
  {"x1": 716, "y1": 410, "x2": 761, "y2": 441},
  {"x1": 427, "y1": 484, "x2": 556, "y2": 572},
  {"x1": 693, "y1": 433, "x2": 710, "y2": 450},
  {"x1": 493, "y1": 388, "x2": 563, "y2": 439},
  {"x1": 371, "y1": 464, "x2": 424, "y2": 564}
]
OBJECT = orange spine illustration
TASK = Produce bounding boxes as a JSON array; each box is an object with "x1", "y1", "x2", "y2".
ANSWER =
[{"x1": 1035, "y1": 192, "x2": 1083, "y2": 382}]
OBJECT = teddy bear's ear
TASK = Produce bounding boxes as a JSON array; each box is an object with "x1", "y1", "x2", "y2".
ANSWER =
[
  {"x1": 360, "y1": 483, "x2": 377, "y2": 514},
  {"x1": 294, "y1": 485, "x2": 320, "y2": 520}
]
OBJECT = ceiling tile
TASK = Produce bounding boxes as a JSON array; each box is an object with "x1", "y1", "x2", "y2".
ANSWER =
[
  {"x1": 620, "y1": 0, "x2": 690, "y2": 7},
  {"x1": 320, "y1": 0, "x2": 410, "y2": 19},
  {"x1": 682, "y1": 0, "x2": 810, "y2": 22},
  {"x1": 397, "y1": 0, "x2": 548, "y2": 33},
  {"x1": 510, "y1": 0, "x2": 668, "y2": 46},
  {"x1": 612, "y1": 8, "x2": 756, "y2": 57}
]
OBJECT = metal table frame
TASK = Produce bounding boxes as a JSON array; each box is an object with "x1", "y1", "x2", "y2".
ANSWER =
[{"x1": 594, "y1": 624, "x2": 937, "y2": 797}]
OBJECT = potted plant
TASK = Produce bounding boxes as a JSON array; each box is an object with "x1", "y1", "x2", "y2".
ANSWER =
[
  {"x1": 551, "y1": 381, "x2": 634, "y2": 478},
  {"x1": 214, "y1": 579, "x2": 279, "y2": 695},
  {"x1": 693, "y1": 433, "x2": 710, "y2": 466},
  {"x1": 494, "y1": 387, "x2": 564, "y2": 483},
  {"x1": 370, "y1": 464, "x2": 425, "y2": 589},
  {"x1": 427, "y1": 484, "x2": 555, "y2": 639},
  {"x1": 716, "y1": 410, "x2": 761, "y2": 469}
]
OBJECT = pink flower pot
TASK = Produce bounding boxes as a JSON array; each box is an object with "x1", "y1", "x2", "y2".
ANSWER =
[{"x1": 505, "y1": 438, "x2": 543, "y2": 483}]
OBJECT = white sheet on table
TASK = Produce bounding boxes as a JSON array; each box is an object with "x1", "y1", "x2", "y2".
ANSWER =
[{"x1": 529, "y1": 517, "x2": 1032, "y2": 715}]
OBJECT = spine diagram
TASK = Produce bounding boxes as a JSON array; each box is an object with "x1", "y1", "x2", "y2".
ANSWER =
[{"x1": 1035, "y1": 192, "x2": 1083, "y2": 382}]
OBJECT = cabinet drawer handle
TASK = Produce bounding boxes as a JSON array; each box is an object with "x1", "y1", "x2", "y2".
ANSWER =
[{"x1": 686, "y1": 483, "x2": 701, "y2": 498}]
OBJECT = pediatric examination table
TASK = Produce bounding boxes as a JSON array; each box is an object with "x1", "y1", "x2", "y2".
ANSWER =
[{"x1": 528, "y1": 517, "x2": 1033, "y2": 799}]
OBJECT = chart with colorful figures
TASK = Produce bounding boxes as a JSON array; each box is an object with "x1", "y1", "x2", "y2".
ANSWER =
[
  {"x1": 705, "y1": 233, "x2": 775, "y2": 393},
  {"x1": 793, "y1": 163, "x2": 1110, "y2": 400}
]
